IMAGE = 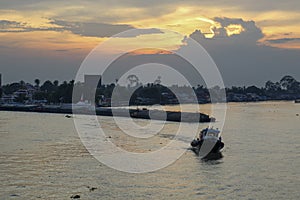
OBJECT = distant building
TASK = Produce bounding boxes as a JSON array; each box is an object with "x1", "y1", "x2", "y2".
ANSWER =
[{"x1": 84, "y1": 74, "x2": 102, "y2": 103}]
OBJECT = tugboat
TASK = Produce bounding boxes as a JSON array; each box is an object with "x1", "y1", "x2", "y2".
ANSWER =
[{"x1": 191, "y1": 127, "x2": 224, "y2": 159}]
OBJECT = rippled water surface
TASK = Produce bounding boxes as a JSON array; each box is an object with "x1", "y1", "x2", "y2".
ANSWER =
[{"x1": 0, "y1": 101, "x2": 299, "y2": 199}]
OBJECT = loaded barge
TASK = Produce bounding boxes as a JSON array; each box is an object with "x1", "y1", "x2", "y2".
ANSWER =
[{"x1": 0, "y1": 104, "x2": 215, "y2": 123}]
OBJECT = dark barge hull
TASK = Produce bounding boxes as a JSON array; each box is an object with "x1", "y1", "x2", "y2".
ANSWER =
[{"x1": 0, "y1": 105, "x2": 215, "y2": 123}]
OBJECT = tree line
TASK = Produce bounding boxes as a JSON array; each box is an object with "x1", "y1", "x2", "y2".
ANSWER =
[{"x1": 0, "y1": 75, "x2": 299, "y2": 104}]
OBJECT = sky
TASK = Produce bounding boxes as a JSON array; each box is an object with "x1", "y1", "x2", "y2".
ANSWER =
[{"x1": 0, "y1": 0, "x2": 300, "y2": 86}]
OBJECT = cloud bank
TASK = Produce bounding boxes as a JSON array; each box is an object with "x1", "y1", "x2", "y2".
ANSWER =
[{"x1": 187, "y1": 18, "x2": 300, "y2": 86}]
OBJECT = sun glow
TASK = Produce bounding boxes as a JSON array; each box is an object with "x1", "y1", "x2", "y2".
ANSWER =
[
  {"x1": 225, "y1": 24, "x2": 245, "y2": 36},
  {"x1": 128, "y1": 48, "x2": 173, "y2": 55}
]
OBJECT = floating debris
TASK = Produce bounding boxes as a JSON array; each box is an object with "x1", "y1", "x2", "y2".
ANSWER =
[
  {"x1": 87, "y1": 186, "x2": 97, "y2": 192},
  {"x1": 70, "y1": 194, "x2": 80, "y2": 199}
]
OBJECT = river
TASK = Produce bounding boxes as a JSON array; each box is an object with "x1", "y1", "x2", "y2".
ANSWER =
[{"x1": 0, "y1": 101, "x2": 299, "y2": 199}]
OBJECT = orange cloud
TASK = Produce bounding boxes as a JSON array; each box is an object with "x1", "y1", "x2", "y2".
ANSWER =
[{"x1": 127, "y1": 48, "x2": 173, "y2": 55}]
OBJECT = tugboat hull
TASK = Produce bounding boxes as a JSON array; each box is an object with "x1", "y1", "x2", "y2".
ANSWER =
[{"x1": 191, "y1": 139, "x2": 224, "y2": 154}]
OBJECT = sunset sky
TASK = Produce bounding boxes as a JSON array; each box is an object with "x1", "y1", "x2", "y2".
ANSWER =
[{"x1": 0, "y1": 0, "x2": 299, "y2": 86}]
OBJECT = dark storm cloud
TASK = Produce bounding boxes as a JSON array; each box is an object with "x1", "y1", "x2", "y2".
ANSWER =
[
  {"x1": 0, "y1": 20, "x2": 60, "y2": 32},
  {"x1": 194, "y1": 17, "x2": 264, "y2": 45},
  {"x1": 0, "y1": 19, "x2": 162, "y2": 37},
  {"x1": 214, "y1": 17, "x2": 264, "y2": 42},
  {"x1": 0, "y1": 20, "x2": 23, "y2": 29},
  {"x1": 189, "y1": 17, "x2": 264, "y2": 44},
  {"x1": 188, "y1": 17, "x2": 300, "y2": 86},
  {"x1": 51, "y1": 20, "x2": 133, "y2": 37},
  {"x1": 51, "y1": 20, "x2": 163, "y2": 38},
  {"x1": 0, "y1": 20, "x2": 47, "y2": 33},
  {"x1": 0, "y1": 19, "x2": 133, "y2": 36}
]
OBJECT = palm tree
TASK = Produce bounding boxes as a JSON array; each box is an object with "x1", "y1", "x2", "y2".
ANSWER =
[
  {"x1": 34, "y1": 79, "x2": 40, "y2": 88},
  {"x1": 53, "y1": 80, "x2": 59, "y2": 87},
  {"x1": 19, "y1": 80, "x2": 26, "y2": 89}
]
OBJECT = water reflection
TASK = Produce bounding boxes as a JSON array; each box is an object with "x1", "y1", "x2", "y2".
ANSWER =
[
  {"x1": 190, "y1": 148, "x2": 224, "y2": 162},
  {"x1": 202, "y1": 152, "x2": 223, "y2": 161}
]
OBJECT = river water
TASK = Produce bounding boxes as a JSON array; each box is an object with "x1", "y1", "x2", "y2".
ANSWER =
[{"x1": 0, "y1": 101, "x2": 299, "y2": 199}]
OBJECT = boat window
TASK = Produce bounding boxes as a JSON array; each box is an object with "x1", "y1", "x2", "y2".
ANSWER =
[{"x1": 207, "y1": 132, "x2": 217, "y2": 137}]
